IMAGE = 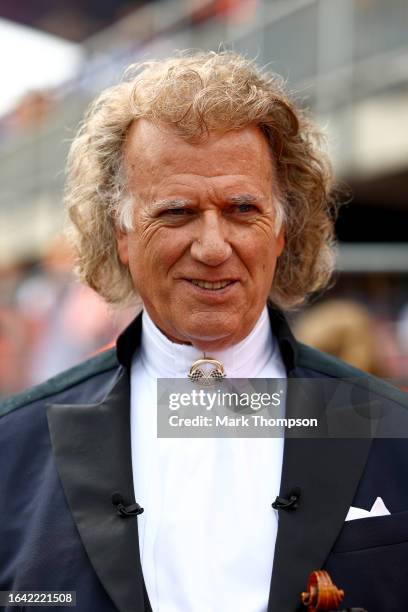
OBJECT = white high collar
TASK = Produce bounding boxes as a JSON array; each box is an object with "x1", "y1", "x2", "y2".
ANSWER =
[{"x1": 139, "y1": 305, "x2": 278, "y2": 379}]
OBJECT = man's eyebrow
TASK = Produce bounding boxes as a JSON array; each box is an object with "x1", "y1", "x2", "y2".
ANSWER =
[
  {"x1": 150, "y1": 198, "x2": 194, "y2": 211},
  {"x1": 226, "y1": 194, "x2": 262, "y2": 205}
]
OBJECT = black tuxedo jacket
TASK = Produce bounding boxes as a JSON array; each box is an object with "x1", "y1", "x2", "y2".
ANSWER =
[{"x1": 1, "y1": 307, "x2": 408, "y2": 612}]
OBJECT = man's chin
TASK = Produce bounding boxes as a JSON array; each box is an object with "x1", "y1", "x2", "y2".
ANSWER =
[{"x1": 184, "y1": 324, "x2": 242, "y2": 353}]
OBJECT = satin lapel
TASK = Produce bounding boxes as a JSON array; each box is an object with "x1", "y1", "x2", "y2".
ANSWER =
[
  {"x1": 267, "y1": 381, "x2": 373, "y2": 612},
  {"x1": 47, "y1": 368, "x2": 148, "y2": 612}
]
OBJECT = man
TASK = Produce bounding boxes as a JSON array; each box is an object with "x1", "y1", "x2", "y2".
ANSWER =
[{"x1": 1, "y1": 51, "x2": 407, "y2": 612}]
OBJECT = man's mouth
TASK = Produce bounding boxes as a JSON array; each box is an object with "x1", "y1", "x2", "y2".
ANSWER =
[{"x1": 189, "y1": 279, "x2": 235, "y2": 291}]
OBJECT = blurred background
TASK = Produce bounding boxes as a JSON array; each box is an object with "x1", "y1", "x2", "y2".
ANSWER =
[{"x1": 0, "y1": 0, "x2": 407, "y2": 397}]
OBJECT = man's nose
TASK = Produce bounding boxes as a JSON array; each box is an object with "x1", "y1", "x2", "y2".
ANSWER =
[{"x1": 190, "y1": 211, "x2": 232, "y2": 266}]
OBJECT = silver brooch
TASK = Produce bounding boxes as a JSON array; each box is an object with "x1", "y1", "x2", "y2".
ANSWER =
[{"x1": 188, "y1": 357, "x2": 226, "y2": 385}]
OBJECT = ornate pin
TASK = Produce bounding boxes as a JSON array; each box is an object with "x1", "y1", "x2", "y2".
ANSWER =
[{"x1": 188, "y1": 357, "x2": 226, "y2": 385}]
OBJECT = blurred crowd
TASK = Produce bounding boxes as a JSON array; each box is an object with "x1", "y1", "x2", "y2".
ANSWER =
[
  {"x1": 293, "y1": 299, "x2": 408, "y2": 384},
  {"x1": 1, "y1": 0, "x2": 254, "y2": 43},
  {"x1": 0, "y1": 236, "x2": 137, "y2": 399}
]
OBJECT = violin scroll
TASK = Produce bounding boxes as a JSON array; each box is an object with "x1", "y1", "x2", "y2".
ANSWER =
[
  {"x1": 301, "y1": 570, "x2": 344, "y2": 611},
  {"x1": 301, "y1": 570, "x2": 367, "y2": 611}
]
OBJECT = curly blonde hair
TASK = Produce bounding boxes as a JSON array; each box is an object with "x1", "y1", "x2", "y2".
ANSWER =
[{"x1": 65, "y1": 50, "x2": 337, "y2": 309}]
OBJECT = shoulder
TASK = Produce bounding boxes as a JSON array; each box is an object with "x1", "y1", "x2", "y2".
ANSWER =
[
  {"x1": 297, "y1": 342, "x2": 408, "y2": 408},
  {"x1": 0, "y1": 348, "x2": 120, "y2": 420}
]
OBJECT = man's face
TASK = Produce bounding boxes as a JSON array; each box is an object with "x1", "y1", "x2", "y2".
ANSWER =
[{"x1": 117, "y1": 120, "x2": 285, "y2": 352}]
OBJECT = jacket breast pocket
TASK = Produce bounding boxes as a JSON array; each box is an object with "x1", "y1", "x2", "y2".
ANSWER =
[
  {"x1": 324, "y1": 511, "x2": 408, "y2": 612},
  {"x1": 331, "y1": 509, "x2": 408, "y2": 553}
]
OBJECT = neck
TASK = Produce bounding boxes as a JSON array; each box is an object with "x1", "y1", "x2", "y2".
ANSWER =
[{"x1": 138, "y1": 306, "x2": 276, "y2": 378}]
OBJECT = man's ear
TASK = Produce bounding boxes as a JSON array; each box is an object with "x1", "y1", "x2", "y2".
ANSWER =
[
  {"x1": 116, "y1": 227, "x2": 129, "y2": 265},
  {"x1": 276, "y1": 226, "x2": 285, "y2": 258}
]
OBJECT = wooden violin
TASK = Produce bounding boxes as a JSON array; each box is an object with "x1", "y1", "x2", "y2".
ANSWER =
[{"x1": 301, "y1": 570, "x2": 367, "y2": 611}]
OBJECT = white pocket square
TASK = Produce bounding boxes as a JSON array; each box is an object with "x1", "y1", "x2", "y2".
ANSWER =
[{"x1": 345, "y1": 496, "x2": 391, "y2": 522}]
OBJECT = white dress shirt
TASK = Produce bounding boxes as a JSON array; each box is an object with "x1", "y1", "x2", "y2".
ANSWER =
[{"x1": 130, "y1": 306, "x2": 286, "y2": 612}]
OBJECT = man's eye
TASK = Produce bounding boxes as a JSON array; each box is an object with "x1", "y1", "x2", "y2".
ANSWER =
[
  {"x1": 163, "y1": 208, "x2": 191, "y2": 216},
  {"x1": 231, "y1": 203, "x2": 258, "y2": 214}
]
